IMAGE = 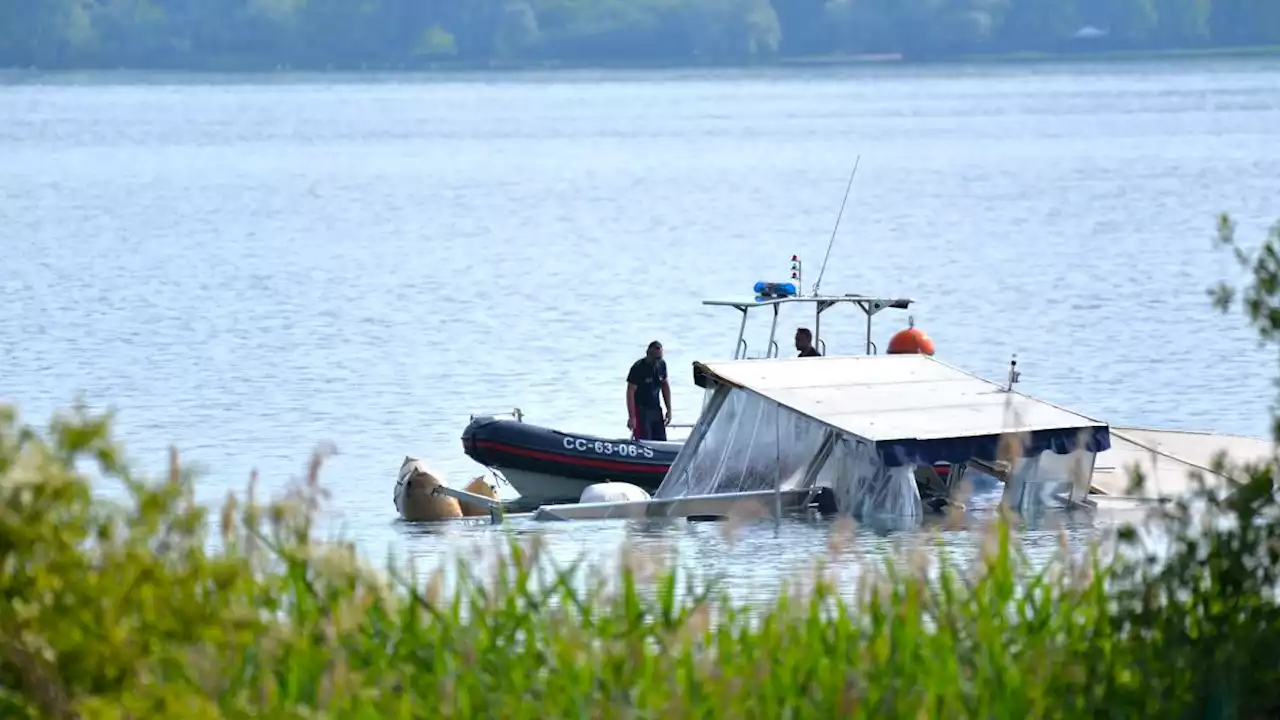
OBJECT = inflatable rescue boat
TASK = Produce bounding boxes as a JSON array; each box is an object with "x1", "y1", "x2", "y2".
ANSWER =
[{"x1": 461, "y1": 416, "x2": 682, "y2": 505}]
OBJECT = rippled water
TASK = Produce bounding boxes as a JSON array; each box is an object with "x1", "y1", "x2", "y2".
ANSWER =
[{"x1": 2, "y1": 60, "x2": 1279, "y2": 602}]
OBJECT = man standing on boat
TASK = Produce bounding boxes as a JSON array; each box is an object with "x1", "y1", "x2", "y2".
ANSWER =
[
  {"x1": 627, "y1": 341, "x2": 671, "y2": 441},
  {"x1": 795, "y1": 328, "x2": 822, "y2": 357}
]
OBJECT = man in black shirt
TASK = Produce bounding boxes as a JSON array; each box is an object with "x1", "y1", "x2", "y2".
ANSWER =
[
  {"x1": 626, "y1": 340, "x2": 671, "y2": 441},
  {"x1": 795, "y1": 327, "x2": 822, "y2": 357}
]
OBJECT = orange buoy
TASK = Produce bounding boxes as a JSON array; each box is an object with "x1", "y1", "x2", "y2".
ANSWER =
[{"x1": 887, "y1": 317, "x2": 935, "y2": 356}]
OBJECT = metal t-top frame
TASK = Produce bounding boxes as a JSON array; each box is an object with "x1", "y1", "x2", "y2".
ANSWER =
[{"x1": 702, "y1": 294, "x2": 913, "y2": 360}]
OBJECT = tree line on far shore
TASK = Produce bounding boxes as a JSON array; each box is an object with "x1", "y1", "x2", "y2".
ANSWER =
[{"x1": 2, "y1": 0, "x2": 1279, "y2": 70}]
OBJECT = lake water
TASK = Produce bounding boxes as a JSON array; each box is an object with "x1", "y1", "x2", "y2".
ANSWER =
[{"x1": 2, "y1": 59, "x2": 1279, "y2": 603}]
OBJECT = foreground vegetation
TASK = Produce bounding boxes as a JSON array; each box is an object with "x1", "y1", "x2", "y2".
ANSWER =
[
  {"x1": 2, "y1": 214, "x2": 1280, "y2": 717},
  {"x1": 3, "y1": 0, "x2": 1280, "y2": 70}
]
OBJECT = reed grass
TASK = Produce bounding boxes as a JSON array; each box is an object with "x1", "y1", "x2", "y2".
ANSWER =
[{"x1": 2, "y1": 214, "x2": 1279, "y2": 718}]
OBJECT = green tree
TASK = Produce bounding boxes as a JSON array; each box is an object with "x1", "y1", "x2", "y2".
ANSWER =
[
  {"x1": 1210, "y1": 0, "x2": 1280, "y2": 45},
  {"x1": 2, "y1": 0, "x2": 1280, "y2": 72},
  {"x1": 1154, "y1": 0, "x2": 1211, "y2": 46},
  {"x1": 685, "y1": 0, "x2": 783, "y2": 62},
  {"x1": 0, "y1": 0, "x2": 92, "y2": 66},
  {"x1": 823, "y1": 0, "x2": 892, "y2": 55},
  {"x1": 527, "y1": 0, "x2": 687, "y2": 62},
  {"x1": 88, "y1": 0, "x2": 173, "y2": 66},
  {"x1": 998, "y1": 0, "x2": 1081, "y2": 50},
  {"x1": 1104, "y1": 215, "x2": 1280, "y2": 717},
  {"x1": 494, "y1": 0, "x2": 541, "y2": 58},
  {"x1": 772, "y1": 0, "x2": 834, "y2": 55},
  {"x1": 931, "y1": 0, "x2": 1013, "y2": 51},
  {"x1": 824, "y1": 0, "x2": 932, "y2": 56},
  {"x1": 412, "y1": 25, "x2": 459, "y2": 58},
  {"x1": 1077, "y1": 0, "x2": 1159, "y2": 44}
]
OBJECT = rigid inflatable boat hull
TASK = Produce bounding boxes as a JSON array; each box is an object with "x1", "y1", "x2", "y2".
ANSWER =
[{"x1": 462, "y1": 417, "x2": 679, "y2": 503}]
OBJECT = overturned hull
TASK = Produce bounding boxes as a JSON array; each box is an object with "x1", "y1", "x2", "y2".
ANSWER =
[{"x1": 461, "y1": 416, "x2": 680, "y2": 503}]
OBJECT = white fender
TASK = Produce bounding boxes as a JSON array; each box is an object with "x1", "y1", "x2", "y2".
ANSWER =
[{"x1": 579, "y1": 482, "x2": 651, "y2": 504}]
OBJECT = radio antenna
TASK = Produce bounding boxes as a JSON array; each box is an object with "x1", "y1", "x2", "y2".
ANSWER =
[{"x1": 811, "y1": 155, "x2": 860, "y2": 297}]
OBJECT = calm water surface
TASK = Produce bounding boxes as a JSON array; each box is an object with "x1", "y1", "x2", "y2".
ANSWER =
[{"x1": 3, "y1": 60, "x2": 1279, "y2": 602}]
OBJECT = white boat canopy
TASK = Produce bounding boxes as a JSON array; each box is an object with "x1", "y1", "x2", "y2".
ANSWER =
[{"x1": 655, "y1": 354, "x2": 1112, "y2": 518}]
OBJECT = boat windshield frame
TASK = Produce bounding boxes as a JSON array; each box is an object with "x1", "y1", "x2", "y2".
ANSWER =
[{"x1": 702, "y1": 294, "x2": 913, "y2": 359}]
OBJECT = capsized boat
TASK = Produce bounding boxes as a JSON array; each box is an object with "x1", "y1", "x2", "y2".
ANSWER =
[
  {"x1": 460, "y1": 412, "x2": 966, "y2": 510},
  {"x1": 442, "y1": 267, "x2": 1272, "y2": 524},
  {"x1": 459, "y1": 263, "x2": 926, "y2": 506},
  {"x1": 527, "y1": 353, "x2": 1113, "y2": 523},
  {"x1": 517, "y1": 351, "x2": 1277, "y2": 524}
]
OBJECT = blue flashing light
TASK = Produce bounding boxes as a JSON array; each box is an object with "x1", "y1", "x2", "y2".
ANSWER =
[{"x1": 753, "y1": 281, "x2": 797, "y2": 299}]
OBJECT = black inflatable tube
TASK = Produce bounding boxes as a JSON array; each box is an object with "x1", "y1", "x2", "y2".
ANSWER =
[{"x1": 461, "y1": 417, "x2": 678, "y2": 488}]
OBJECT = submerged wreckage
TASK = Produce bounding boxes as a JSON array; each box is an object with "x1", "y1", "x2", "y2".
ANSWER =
[
  {"x1": 432, "y1": 262, "x2": 1274, "y2": 524},
  {"x1": 524, "y1": 353, "x2": 1110, "y2": 522},
  {"x1": 437, "y1": 351, "x2": 1246, "y2": 524},
  {"x1": 437, "y1": 349, "x2": 1276, "y2": 524}
]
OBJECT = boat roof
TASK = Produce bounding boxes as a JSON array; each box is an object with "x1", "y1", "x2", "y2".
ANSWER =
[
  {"x1": 692, "y1": 354, "x2": 1110, "y2": 466},
  {"x1": 702, "y1": 294, "x2": 913, "y2": 311}
]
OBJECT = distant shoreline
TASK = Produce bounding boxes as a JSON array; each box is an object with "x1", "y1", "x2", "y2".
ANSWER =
[
  {"x1": 948, "y1": 44, "x2": 1280, "y2": 64},
  {"x1": 3, "y1": 44, "x2": 1278, "y2": 76}
]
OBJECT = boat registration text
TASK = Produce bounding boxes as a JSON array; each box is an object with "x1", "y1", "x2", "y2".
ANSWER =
[{"x1": 562, "y1": 436, "x2": 656, "y2": 459}]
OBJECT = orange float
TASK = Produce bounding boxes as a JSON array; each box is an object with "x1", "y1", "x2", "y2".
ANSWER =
[{"x1": 887, "y1": 317, "x2": 935, "y2": 356}]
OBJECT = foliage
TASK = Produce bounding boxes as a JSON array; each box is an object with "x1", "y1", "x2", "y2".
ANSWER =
[
  {"x1": 1, "y1": 0, "x2": 1279, "y2": 69},
  {"x1": 1098, "y1": 214, "x2": 1280, "y2": 717},
  {"x1": 1, "y1": 213, "x2": 1280, "y2": 718}
]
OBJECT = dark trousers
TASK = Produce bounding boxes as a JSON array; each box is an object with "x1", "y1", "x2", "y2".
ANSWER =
[{"x1": 634, "y1": 406, "x2": 667, "y2": 441}]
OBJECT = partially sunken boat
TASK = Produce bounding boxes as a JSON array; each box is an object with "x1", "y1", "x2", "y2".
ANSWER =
[
  {"x1": 459, "y1": 261, "x2": 920, "y2": 507},
  {"x1": 526, "y1": 353, "x2": 1111, "y2": 522},
  {"x1": 443, "y1": 254, "x2": 1275, "y2": 519}
]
